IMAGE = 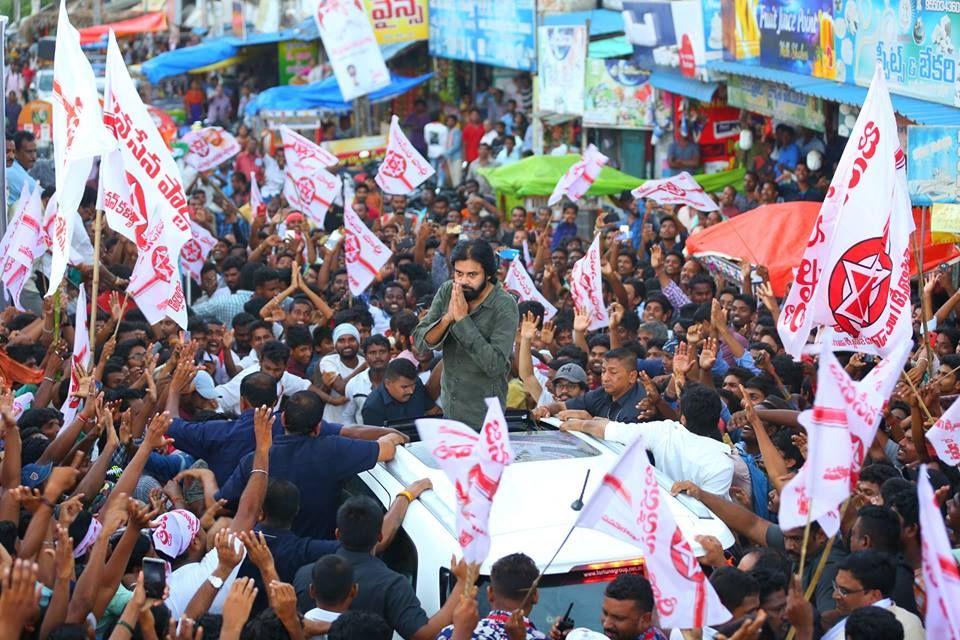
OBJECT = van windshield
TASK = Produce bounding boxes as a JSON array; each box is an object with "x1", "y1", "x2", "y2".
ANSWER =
[
  {"x1": 409, "y1": 430, "x2": 600, "y2": 468},
  {"x1": 465, "y1": 562, "x2": 645, "y2": 633}
]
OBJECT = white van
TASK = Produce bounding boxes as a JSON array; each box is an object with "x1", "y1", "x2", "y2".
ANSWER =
[{"x1": 351, "y1": 427, "x2": 734, "y2": 633}]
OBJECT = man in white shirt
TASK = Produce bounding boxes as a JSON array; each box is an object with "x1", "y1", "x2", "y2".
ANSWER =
[
  {"x1": 216, "y1": 341, "x2": 317, "y2": 414},
  {"x1": 303, "y1": 555, "x2": 356, "y2": 639},
  {"x1": 343, "y1": 335, "x2": 391, "y2": 425},
  {"x1": 317, "y1": 323, "x2": 366, "y2": 424},
  {"x1": 561, "y1": 383, "x2": 735, "y2": 496}
]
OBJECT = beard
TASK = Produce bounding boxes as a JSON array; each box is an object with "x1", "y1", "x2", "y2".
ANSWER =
[{"x1": 461, "y1": 283, "x2": 483, "y2": 301}]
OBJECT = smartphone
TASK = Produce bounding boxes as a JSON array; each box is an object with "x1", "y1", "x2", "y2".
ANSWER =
[
  {"x1": 142, "y1": 557, "x2": 166, "y2": 599},
  {"x1": 324, "y1": 229, "x2": 343, "y2": 251},
  {"x1": 557, "y1": 602, "x2": 575, "y2": 632},
  {"x1": 446, "y1": 223, "x2": 462, "y2": 235},
  {"x1": 616, "y1": 224, "x2": 630, "y2": 242},
  {"x1": 499, "y1": 248, "x2": 520, "y2": 261}
]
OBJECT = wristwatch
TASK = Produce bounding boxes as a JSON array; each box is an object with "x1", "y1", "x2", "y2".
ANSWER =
[{"x1": 207, "y1": 575, "x2": 224, "y2": 589}]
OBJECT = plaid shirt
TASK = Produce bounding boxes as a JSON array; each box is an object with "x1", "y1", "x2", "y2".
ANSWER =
[{"x1": 191, "y1": 290, "x2": 254, "y2": 325}]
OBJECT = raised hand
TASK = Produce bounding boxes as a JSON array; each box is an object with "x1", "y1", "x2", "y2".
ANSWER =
[
  {"x1": 237, "y1": 531, "x2": 275, "y2": 574},
  {"x1": 143, "y1": 412, "x2": 174, "y2": 451},
  {"x1": 608, "y1": 302, "x2": 624, "y2": 327},
  {"x1": 710, "y1": 299, "x2": 728, "y2": 330},
  {"x1": 673, "y1": 342, "x2": 695, "y2": 376},
  {"x1": 650, "y1": 244, "x2": 663, "y2": 270},
  {"x1": 214, "y1": 529, "x2": 245, "y2": 573},
  {"x1": 53, "y1": 525, "x2": 75, "y2": 582},
  {"x1": 57, "y1": 494, "x2": 86, "y2": 527},
  {"x1": 573, "y1": 307, "x2": 590, "y2": 333},
  {"x1": 694, "y1": 534, "x2": 726, "y2": 568},
  {"x1": 519, "y1": 311, "x2": 539, "y2": 342},
  {"x1": 221, "y1": 577, "x2": 257, "y2": 636},
  {"x1": 540, "y1": 320, "x2": 556, "y2": 346},
  {"x1": 253, "y1": 406, "x2": 275, "y2": 452},
  {"x1": 699, "y1": 336, "x2": 718, "y2": 371},
  {"x1": 638, "y1": 370, "x2": 660, "y2": 405}
]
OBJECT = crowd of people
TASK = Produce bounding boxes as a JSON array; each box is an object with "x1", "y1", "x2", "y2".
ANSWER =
[{"x1": 0, "y1": 59, "x2": 956, "y2": 640}]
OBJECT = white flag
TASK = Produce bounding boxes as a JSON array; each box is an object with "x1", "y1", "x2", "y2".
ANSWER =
[
  {"x1": 100, "y1": 31, "x2": 189, "y2": 328},
  {"x1": 778, "y1": 66, "x2": 914, "y2": 358},
  {"x1": 927, "y1": 399, "x2": 960, "y2": 466},
  {"x1": 569, "y1": 234, "x2": 609, "y2": 330},
  {"x1": 343, "y1": 207, "x2": 392, "y2": 296},
  {"x1": 918, "y1": 465, "x2": 960, "y2": 638},
  {"x1": 631, "y1": 172, "x2": 719, "y2": 212},
  {"x1": 416, "y1": 398, "x2": 514, "y2": 564},
  {"x1": 547, "y1": 144, "x2": 607, "y2": 206},
  {"x1": 313, "y1": 0, "x2": 390, "y2": 101},
  {"x1": 281, "y1": 126, "x2": 340, "y2": 228},
  {"x1": 504, "y1": 257, "x2": 558, "y2": 321},
  {"x1": 250, "y1": 172, "x2": 266, "y2": 219},
  {"x1": 181, "y1": 220, "x2": 218, "y2": 285},
  {"x1": 42, "y1": 198, "x2": 95, "y2": 266},
  {"x1": 50, "y1": 0, "x2": 117, "y2": 296},
  {"x1": 61, "y1": 287, "x2": 90, "y2": 430},
  {"x1": 375, "y1": 115, "x2": 435, "y2": 195},
  {"x1": 0, "y1": 186, "x2": 44, "y2": 310},
  {"x1": 182, "y1": 126, "x2": 242, "y2": 172},
  {"x1": 576, "y1": 434, "x2": 731, "y2": 629}
]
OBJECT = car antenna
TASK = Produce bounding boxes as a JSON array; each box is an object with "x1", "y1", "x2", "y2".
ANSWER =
[{"x1": 570, "y1": 469, "x2": 590, "y2": 511}]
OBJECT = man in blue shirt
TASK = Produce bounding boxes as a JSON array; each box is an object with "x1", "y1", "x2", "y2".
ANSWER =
[
  {"x1": 218, "y1": 390, "x2": 408, "y2": 538},
  {"x1": 774, "y1": 124, "x2": 801, "y2": 177},
  {"x1": 550, "y1": 203, "x2": 579, "y2": 251},
  {"x1": 361, "y1": 358, "x2": 439, "y2": 427},
  {"x1": 7, "y1": 130, "x2": 37, "y2": 206}
]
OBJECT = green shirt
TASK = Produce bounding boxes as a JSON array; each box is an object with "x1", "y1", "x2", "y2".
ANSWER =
[{"x1": 413, "y1": 280, "x2": 519, "y2": 429}]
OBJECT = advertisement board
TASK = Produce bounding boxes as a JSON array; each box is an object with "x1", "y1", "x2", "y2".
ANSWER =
[
  {"x1": 428, "y1": 0, "x2": 536, "y2": 71},
  {"x1": 538, "y1": 25, "x2": 587, "y2": 115},
  {"x1": 623, "y1": 0, "x2": 718, "y2": 78},
  {"x1": 278, "y1": 40, "x2": 320, "y2": 85},
  {"x1": 314, "y1": 0, "x2": 390, "y2": 101},
  {"x1": 907, "y1": 126, "x2": 960, "y2": 205},
  {"x1": 726, "y1": 75, "x2": 825, "y2": 131},
  {"x1": 365, "y1": 0, "x2": 428, "y2": 45},
  {"x1": 721, "y1": 0, "x2": 761, "y2": 59},
  {"x1": 756, "y1": 0, "x2": 834, "y2": 77},
  {"x1": 583, "y1": 58, "x2": 656, "y2": 129},
  {"x1": 834, "y1": 0, "x2": 960, "y2": 105}
]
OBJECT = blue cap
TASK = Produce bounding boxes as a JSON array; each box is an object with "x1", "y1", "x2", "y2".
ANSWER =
[
  {"x1": 21, "y1": 462, "x2": 53, "y2": 489},
  {"x1": 193, "y1": 370, "x2": 219, "y2": 400},
  {"x1": 636, "y1": 358, "x2": 666, "y2": 377}
]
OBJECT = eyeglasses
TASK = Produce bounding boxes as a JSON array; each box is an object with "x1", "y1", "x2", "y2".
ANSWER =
[{"x1": 832, "y1": 580, "x2": 867, "y2": 597}]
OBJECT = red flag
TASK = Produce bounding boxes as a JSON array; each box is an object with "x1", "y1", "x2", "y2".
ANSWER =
[
  {"x1": 343, "y1": 206, "x2": 392, "y2": 296},
  {"x1": 918, "y1": 465, "x2": 960, "y2": 638},
  {"x1": 576, "y1": 433, "x2": 731, "y2": 629},
  {"x1": 375, "y1": 115, "x2": 435, "y2": 195},
  {"x1": 548, "y1": 144, "x2": 607, "y2": 206}
]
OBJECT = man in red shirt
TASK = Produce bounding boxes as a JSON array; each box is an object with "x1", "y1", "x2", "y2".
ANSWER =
[{"x1": 462, "y1": 108, "x2": 485, "y2": 164}]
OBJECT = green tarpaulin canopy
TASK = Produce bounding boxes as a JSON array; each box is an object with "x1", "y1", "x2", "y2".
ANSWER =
[{"x1": 478, "y1": 155, "x2": 744, "y2": 199}]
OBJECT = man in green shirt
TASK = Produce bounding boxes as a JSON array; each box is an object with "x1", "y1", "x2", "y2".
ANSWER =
[{"x1": 414, "y1": 239, "x2": 519, "y2": 429}]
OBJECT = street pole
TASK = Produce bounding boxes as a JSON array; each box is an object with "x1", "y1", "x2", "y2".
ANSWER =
[{"x1": 0, "y1": 15, "x2": 9, "y2": 311}]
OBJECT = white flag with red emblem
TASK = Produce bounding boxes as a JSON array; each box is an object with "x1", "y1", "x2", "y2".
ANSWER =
[
  {"x1": 50, "y1": 0, "x2": 117, "y2": 296},
  {"x1": 281, "y1": 126, "x2": 340, "y2": 227},
  {"x1": 631, "y1": 171, "x2": 719, "y2": 212},
  {"x1": 547, "y1": 144, "x2": 608, "y2": 206},
  {"x1": 416, "y1": 398, "x2": 514, "y2": 564},
  {"x1": 569, "y1": 234, "x2": 609, "y2": 330},
  {"x1": 180, "y1": 220, "x2": 218, "y2": 285},
  {"x1": 926, "y1": 399, "x2": 960, "y2": 466},
  {"x1": 576, "y1": 434, "x2": 731, "y2": 629},
  {"x1": 918, "y1": 464, "x2": 960, "y2": 638},
  {"x1": 504, "y1": 257, "x2": 557, "y2": 321},
  {"x1": 343, "y1": 206, "x2": 392, "y2": 296},
  {"x1": 778, "y1": 66, "x2": 914, "y2": 359},
  {"x1": 100, "y1": 31, "x2": 189, "y2": 328},
  {"x1": 250, "y1": 172, "x2": 267, "y2": 219},
  {"x1": 42, "y1": 198, "x2": 95, "y2": 267},
  {"x1": 0, "y1": 186, "x2": 44, "y2": 310},
  {"x1": 375, "y1": 115, "x2": 435, "y2": 195},
  {"x1": 61, "y1": 287, "x2": 90, "y2": 430},
  {"x1": 182, "y1": 126, "x2": 242, "y2": 172}
]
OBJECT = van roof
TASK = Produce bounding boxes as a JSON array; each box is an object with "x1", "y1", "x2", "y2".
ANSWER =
[{"x1": 380, "y1": 430, "x2": 734, "y2": 573}]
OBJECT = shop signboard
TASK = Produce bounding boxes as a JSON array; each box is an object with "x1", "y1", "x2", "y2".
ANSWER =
[
  {"x1": 622, "y1": 0, "x2": 717, "y2": 79},
  {"x1": 538, "y1": 25, "x2": 587, "y2": 115},
  {"x1": 323, "y1": 134, "x2": 389, "y2": 166},
  {"x1": 703, "y1": 0, "x2": 724, "y2": 57},
  {"x1": 756, "y1": 0, "x2": 835, "y2": 77},
  {"x1": 726, "y1": 75, "x2": 825, "y2": 131},
  {"x1": 721, "y1": 0, "x2": 761, "y2": 59},
  {"x1": 583, "y1": 58, "x2": 656, "y2": 129},
  {"x1": 622, "y1": 1, "x2": 677, "y2": 68},
  {"x1": 907, "y1": 126, "x2": 960, "y2": 205},
  {"x1": 278, "y1": 41, "x2": 320, "y2": 85},
  {"x1": 834, "y1": 0, "x2": 960, "y2": 106},
  {"x1": 365, "y1": 0, "x2": 428, "y2": 45},
  {"x1": 428, "y1": 0, "x2": 536, "y2": 71}
]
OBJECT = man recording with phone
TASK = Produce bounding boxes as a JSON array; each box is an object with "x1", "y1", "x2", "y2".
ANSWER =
[{"x1": 414, "y1": 238, "x2": 519, "y2": 429}]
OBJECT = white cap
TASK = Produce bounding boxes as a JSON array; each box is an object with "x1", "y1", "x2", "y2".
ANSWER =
[{"x1": 566, "y1": 630, "x2": 607, "y2": 640}]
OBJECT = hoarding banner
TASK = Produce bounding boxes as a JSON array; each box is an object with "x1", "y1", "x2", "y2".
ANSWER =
[
  {"x1": 278, "y1": 40, "x2": 319, "y2": 85},
  {"x1": 429, "y1": 0, "x2": 536, "y2": 71},
  {"x1": 538, "y1": 25, "x2": 587, "y2": 115},
  {"x1": 365, "y1": 0, "x2": 428, "y2": 44},
  {"x1": 726, "y1": 75, "x2": 825, "y2": 131},
  {"x1": 757, "y1": 0, "x2": 835, "y2": 78},
  {"x1": 721, "y1": 0, "x2": 761, "y2": 59},
  {"x1": 583, "y1": 59, "x2": 656, "y2": 129},
  {"x1": 907, "y1": 126, "x2": 960, "y2": 205},
  {"x1": 314, "y1": 0, "x2": 390, "y2": 101}
]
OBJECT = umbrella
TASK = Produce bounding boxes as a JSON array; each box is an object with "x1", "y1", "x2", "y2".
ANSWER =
[{"x1": 685, "y1": 202, "x2": 960, "y2": 296}]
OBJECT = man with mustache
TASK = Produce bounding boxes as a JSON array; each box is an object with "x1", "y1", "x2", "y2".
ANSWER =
[{"x1": 414, "y1": 238, "x2": 519, "y2": 429}]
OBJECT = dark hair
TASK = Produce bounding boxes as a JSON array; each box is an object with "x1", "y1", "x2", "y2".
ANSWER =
[
  {"x1": 517, "y1": 300, "x2": 545, "y2": 327},
  {"x1": 285, "y1": 325, "x2": 312, "y2": 350},
  {"x1": 311, "y1": 554, "x2": 355, "y2": 606},
  {"x1": 723, "y1": 366, "x2": 755, "y2": 385},
  {"x1": 253, "y1": 267, "x2": 280, "y2": 290},
  {"x1": 619, "y1": 309, "x2": 641, "y2": 334},
  {"x1": 383, "y1": 358, "x2": 419, "y2": 382},
  {"x1": 771, "y1": 429, "x2": 805, "y2": 468},
  {"x1": 263, "y1": 479, "x2": 300, "y2": 525},
  {"x1": 328, "y1": 611, "x2": 392, "y2": 640},
  {"x1": 221, "y1": 255, "x2": 246, "y2": 273},
  {"x1": 398, "y1": 262, "x2": 429, "y2": 283},
  {"x1": 709, "y1": 566, "x2": 760, "y2": 613},
  {"x1": 450, "y1": 238, "x2": 498, "y2": 282},
  {"x1": 241, "y1": 609, "x2": 294, "y2": 640},
  {"x1": 261, "y1": 340, "x2": 291, "y2": 365},
  {"x1": 843, "y1": 606, "x2": 904, "y2": 640},
  {"x1": 390, "y1": 310, "x2": 419, "y2": 338},
  {"x1": 587, "y1": 334, "x2": 611, "y2": 350},
  {"x1": 283, "y1": 391, "x2": 323, "y2": 435},
  {"x1": 13, "y1": 130, "x2": 35, "y2": 150},
  {"x1": 941, "y1": 353, "x2": 960, "y2": 372},
  {"x1": 839, "y1": 551, "x2": 897, "y2": 597},
  {"x1": 860, "y1": 463, "x2": 901, "y2": 489},
  {"x1": 644, "y1": 292, "x2": 674, "y2": 317},
  {"x1": 679, "y1": 383, "x2": 722, "y2": 439},
  {"x1": 336, "y1": 496, "x2": 383, "y2": 552},
  {"x1": 854, "y1": 505, "x2": 902, "y2": 553},
  {"x1": 17, "y1": 407, "x2": 63, "y2": 431},
  {"x1": 604, "y1": 574, "x2": 655, "y2": 614},
  {"x1": 884, "y1": 481, "x2": 919, "y2": 529},
  {"x1": 688, "y1": 273, "x2": 717, "y2": 296},
  {"x1": 231, "y1": 311, "x2": 257, "y2": 329},
  {"x1": 744, "y1": 374, "x2": 784, "y2": 400},
  {"x1": 603, "y1": 347, "x2": 637, "y2": 370},
  {"x1": 748, "y1": 567, "x2": 788, "y2": 605},
  {"x1": 363, "y1": 335, "x2": 391, "y2": 354},
  {"x1": 239, "y1": 372, "x2": 279, "y2": 408},
  {"x1": 490, "y1": 553, "x2": 539, "y2": 601}
]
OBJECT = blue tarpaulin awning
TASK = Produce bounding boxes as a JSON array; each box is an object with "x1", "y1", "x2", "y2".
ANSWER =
[
  {"x1": 648, "y1": 68, "x2": 718, "y2": 102},
  {"x1": 542, "y1": 9, "x2": 624, "y2": 37},
  {"x1": 246, "y1": 73, "x2": 433, "y2": 115},
  {"x1": 707, "y1": 60, "x2": 960, "y2": 126}
]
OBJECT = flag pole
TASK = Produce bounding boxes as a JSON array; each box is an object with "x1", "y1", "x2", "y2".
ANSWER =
[
  {"x1": 915, "y1": 207, "x2": 934, "y2": 379},
  {"x1": 900, "y1": 370, "x2": 934, "y2": 423},
  {"x1": 518, "y1": 520, "x2": 578, "y2": 610},
  {"x1": 89, "y1": 210, "x2": 104, "y2": 349},
  {"x1": 796, "y1": 503, "x2": 814, "y2": 578}
]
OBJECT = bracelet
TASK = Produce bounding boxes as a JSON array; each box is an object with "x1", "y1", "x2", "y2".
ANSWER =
[
  {"x1": 78, "y1": 414, "x2": 94, "y2": 425},
  {"x1": 251, "y1": 469, "x2": 268, "y2": 477},
  {"x1": 116, "y1": 620, "x2": 135, "y2": 635},
  {"x1": 397, "y1": 490, "x2": 415, "y2": 503},
  {"x1": 42, "y1": 327, "x2": 53, "y2": 334},
  {"x1": 43, "y1": 376, "x2": 55, "y2": 383}
]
